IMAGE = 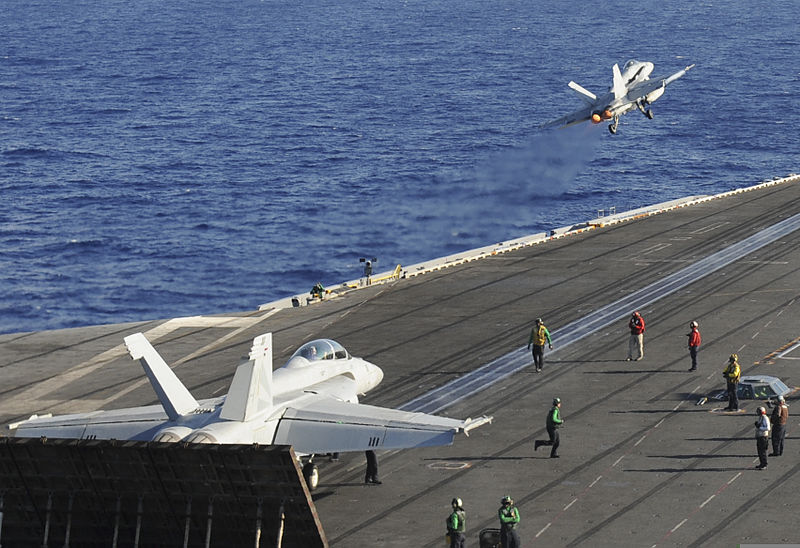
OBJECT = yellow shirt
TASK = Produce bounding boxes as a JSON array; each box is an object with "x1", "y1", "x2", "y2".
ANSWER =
[{"x1": 724, "y1": 361, "x2": 740, "y2": 382}]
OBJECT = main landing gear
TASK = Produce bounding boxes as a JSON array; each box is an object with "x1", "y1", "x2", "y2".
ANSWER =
[
  {"x1": 636, "y1": 99, "x2": 654, "y2": 119},
  {"x1": 302, "y1": 461, "x2": 319, "y2": 491},
  {"x1": 609, "y1": 116, "x2": 620, "y2": 134}
]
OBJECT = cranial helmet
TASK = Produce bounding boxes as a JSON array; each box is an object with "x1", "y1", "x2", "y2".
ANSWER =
[
  {"x1": 729, "y1": 353, "x2": 738, "y2": 362},
  {"x1": 553, "y1": 397, "x2": 561, "y2": 405},
  {"x1": 452, "y1": 497, "x2": 462, "y2": 508},
  {"x1": 501, "y1": 495, "x2": 512, "y2": 504},
  {"x1": 778, "y1": 395, "x2": 785, "y2": 403},
  {"x1": 757, "y1": 406, "x2": 766, "y2": 415},
  {"x1": 690, "y1": 321, "x2": 698, "y2": 328}
]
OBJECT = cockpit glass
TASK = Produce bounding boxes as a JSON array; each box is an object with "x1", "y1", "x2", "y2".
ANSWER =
[
  {"x1": 751, "y1": 384, "x2": 772, "y2": 399},
  {"x1": 292, "y1": 339, "x2": 349, "y2": 361},
  {"x1": 623, "y1": 59, "x2": 639, "y2": 71}
]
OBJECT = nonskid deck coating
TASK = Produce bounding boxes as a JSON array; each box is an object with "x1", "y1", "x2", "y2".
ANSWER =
[{"x1": 2, "y1": 178, "x2": 800, "y2": 547}]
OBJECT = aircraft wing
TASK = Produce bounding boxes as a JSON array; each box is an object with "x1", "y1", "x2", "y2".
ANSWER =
[
  {"x1": 8, "y1": 405, "x2": 170, "y2": 440},
  {"x1": 627, "y1": 63, "x2": 695, "y2": 103},
  {"x1": 272, "y1": 397, "x2": 492, "y2": 454}
]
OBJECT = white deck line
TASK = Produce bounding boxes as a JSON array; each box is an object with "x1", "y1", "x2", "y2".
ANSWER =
[{"x1": 400, "y1": 205, "x2": 800, "y2": 414}]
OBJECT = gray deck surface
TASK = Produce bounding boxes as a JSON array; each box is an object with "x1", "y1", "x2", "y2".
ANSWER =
[{"x1": 3, "y1": 179, "x2": 800, "y2": 547}]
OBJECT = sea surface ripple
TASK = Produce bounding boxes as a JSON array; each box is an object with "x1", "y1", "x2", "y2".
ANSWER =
[{"x1": 1, "y1": 0, "x2": 798, "y2": 334}]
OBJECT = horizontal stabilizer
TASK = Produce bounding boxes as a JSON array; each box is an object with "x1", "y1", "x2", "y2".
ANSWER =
[
  {"x1": 220, "y1": 333, "x2": 274, "y2": 422},
  {"x1": 568, "y1": 81, "x2": 597, "y2": 104},
  {"x1": 124, "y1": 333, "x2": 199, "y2": 421}
]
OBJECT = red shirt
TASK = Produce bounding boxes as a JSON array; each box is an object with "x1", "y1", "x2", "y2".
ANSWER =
[
  {"x1": 629, "y1": 315, "x2": 645, "y2": 335},
  {"x1": 688, "y1": 328, "x2": 701, "y2": 347}
]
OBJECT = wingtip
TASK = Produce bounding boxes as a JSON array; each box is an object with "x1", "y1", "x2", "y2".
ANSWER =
[{"x1": 460, "y1": 415, "x2": 493, "y2": 435}]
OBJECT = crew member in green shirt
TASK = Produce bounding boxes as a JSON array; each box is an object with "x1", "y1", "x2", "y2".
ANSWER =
[
  {"x1": 446, "y1": 497, "x2": 466, "y2": 548},
  {"x1": 534, "y1": 397, "x2": 564, "y2": 458},
  {"x1": 498, "y1": 495, "x2": 521, "y2": 548}
]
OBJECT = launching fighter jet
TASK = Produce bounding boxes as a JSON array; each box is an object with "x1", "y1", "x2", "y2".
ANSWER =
[
  {"x1": 8, "y1": 333, "x2": 491, "y2": 489},
  {"x1": 542, "y1": 59, "x2": 695, "y2": 134}
]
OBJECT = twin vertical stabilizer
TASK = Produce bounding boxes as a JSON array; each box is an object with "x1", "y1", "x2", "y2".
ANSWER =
[
  {"x1": 611, "y1": 63, "x2": 626, "y2": 100},
  {"x1": 220, "y1": 333, "x2": 274, "y2": 422},
  {"x1": 125, "y1": 332, "x2": 274, "y2": 424}
]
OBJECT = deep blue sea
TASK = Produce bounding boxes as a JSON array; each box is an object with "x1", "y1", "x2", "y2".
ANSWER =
[{"x1": 1, "y1": 0, "x2": 798, "y2": 334}]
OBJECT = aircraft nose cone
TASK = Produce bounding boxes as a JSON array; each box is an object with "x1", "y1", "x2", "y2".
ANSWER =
[{"x1": 367, "y1": 361, "x2": 384, "y2": 388}]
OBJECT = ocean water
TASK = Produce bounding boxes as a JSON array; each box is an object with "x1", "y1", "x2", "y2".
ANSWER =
[{"x1": 1, "y1": 0, "x2": 798, "y2": 335}]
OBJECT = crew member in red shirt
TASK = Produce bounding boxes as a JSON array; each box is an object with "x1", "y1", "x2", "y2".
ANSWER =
[
  {"x1": 687, "y1": 320, "x2": 701, "y2": 371},
  {"x1": 626, "y1": 311, "x2": 646, "y2": 361}
]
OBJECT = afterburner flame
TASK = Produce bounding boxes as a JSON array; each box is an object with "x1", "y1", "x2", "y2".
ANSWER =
[{"x1": 591, "y1": 113, "x2": 602, "y2": 123}]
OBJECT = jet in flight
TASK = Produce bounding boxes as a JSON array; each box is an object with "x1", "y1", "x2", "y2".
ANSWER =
[
  {"x1": 542, "y1": 59, "x2": 695, "y2": 134},
  {"x1": 8, "y1": 333, "x2": 491, "y2": 489}
]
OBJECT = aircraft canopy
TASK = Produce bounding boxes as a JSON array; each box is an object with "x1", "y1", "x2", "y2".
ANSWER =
[{"x1": 292, "y1": 339, "x2": 349, "y2": 362}]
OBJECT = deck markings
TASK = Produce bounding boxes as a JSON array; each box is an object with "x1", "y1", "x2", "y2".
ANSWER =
[
  {"x1": 535, "y1": 523, "x2": 552, "y2": 537},
  {"x1": 3, "y1": 311, "x2": 279, "y2": 415},
  {"x1": 652, "y1": 470, "x2": 744, "y2": 546},
  {"x1": 670, "y1": 519, "x2": 688, "y2": 533},
  {"x1": 401, "y1": 211, "x2": 800, "y2": 414}
]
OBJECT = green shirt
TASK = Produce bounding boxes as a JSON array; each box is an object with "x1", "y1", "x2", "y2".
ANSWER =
[
  {"x1": 447, "y1": 509, "x2": 466, "y2": 533},
  {"x1": 499, "y1": 505, "x2": 520, "y2": 529},
  {"x1": 547, "y1": 406, "x2": 563, "y2": 429}
]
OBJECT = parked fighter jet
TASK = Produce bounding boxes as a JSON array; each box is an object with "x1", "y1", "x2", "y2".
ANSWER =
[
  {"x1": 8, "y1": 333, "x2": 491, "y2": 489},
  {"x1": 542, "y1": 59, "x2": 695, "y2": 134}
]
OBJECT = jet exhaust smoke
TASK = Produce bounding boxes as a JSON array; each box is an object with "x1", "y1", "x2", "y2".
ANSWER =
[{"x1": 404, "y1": 124, "x2": 602, "y2": 248}]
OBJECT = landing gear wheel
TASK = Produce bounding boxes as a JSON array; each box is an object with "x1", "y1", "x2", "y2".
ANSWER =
[
  {"x1": 302, "y1": 463, "x2": 319, "y2": 491},
  {"x1": 608, "y1": 124, "x2": 618, "y2": 134},
  {"x1": 646, "y1": 109, "x2": 654, "y2": 119}
]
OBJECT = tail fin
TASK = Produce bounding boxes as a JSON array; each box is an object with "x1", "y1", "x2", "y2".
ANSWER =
[
  {"x1": 220, "y1": 333, "x2": 274, "y2": 422},
  {"x1": 124, "y1": 333, "x2": 199, "y2": 421},
  {"x1": 611, "y1": 63, "x2": 626, "y2": 100}
]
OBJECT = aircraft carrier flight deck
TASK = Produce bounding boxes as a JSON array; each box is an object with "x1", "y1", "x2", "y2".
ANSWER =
[{"x1": 2, "y1": 175, "x2": 800, "y2": 547}]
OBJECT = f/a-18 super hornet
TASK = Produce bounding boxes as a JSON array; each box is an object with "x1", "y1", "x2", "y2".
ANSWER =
[
  {"x1": 542, "y1": 59, "x2": 694, "y2": 134},
  {"x1": 8, "y1": 333, "x2": 491, "y2": 489}
]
